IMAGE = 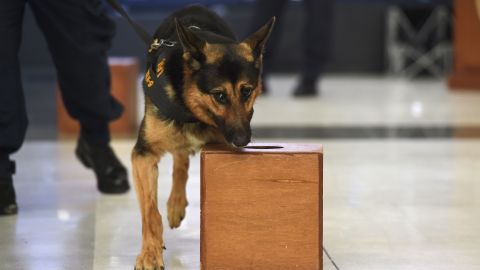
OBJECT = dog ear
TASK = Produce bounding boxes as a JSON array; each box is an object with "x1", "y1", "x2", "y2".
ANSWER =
[
  {"x1": 175, "y1": 18, "x2": 206, "y2": 60},
  {"x1": 242, "y1": 17, "x2": 276, "y2": 57}
]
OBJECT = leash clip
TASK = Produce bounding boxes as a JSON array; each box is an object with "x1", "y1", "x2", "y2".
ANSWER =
[
  {"x1": 160, "y1": 39, "x2": 177, "y2": 47},
  {"x1": 188, "y1": 25, "x2": 201, "y2": 30},
  {"x1": 149, "y1": 38, "x2": 177, "y2": 53}
]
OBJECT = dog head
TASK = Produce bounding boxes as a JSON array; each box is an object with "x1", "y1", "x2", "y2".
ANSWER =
[{"x1": 176, "y1": 18, "x2": 275, "y2": 147}]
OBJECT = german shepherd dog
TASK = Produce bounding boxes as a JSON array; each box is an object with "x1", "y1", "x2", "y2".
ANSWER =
[{"x1": 108, "y1": 3, "x2": 274, "y2": 269}]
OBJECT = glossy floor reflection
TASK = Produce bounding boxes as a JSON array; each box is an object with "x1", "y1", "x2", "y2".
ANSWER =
[
  {"x1": 254, "y1": 76, "x2": 480, "y2": 127},
  {"x1": 1, "y1": 139, "x2": 480, "y2": 269}
]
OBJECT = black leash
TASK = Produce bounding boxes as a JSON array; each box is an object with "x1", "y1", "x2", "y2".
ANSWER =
[{"x1": 105, "y1": 0, "x2": 152, "y2": 45}]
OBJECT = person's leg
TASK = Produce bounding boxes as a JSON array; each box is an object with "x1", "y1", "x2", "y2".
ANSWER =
[
  {"x1": 247, "y1": 0, "x2": 288, "y2": 94},
  {"x1": 29, "y1": 0, "x2": 122, "y2": 143},
  {"x1": 294, "y1": 0, "x2": 334, "y2": 96},
  {"x1": 0, "y1": 0, "x2": 28, "y2": 215},
  {"x1": 29, "y1": 0, "x2": 129, "y2": 193}
]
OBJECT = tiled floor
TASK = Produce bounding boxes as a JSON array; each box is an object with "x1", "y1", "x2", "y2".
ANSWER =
[{"x1": 1, "y1": 76, "x2": 480, "y2": 269}]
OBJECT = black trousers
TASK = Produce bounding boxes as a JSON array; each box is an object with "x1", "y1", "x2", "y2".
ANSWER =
[
  {"x1": 0, "y1": 0, "x2": 123, "y2": 178},
  {"x1": 249, "y1": 0, "x2": 334, "y2": 80}
]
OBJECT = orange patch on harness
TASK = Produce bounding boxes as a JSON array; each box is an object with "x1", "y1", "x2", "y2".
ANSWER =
[
  {"x1": 156, "y1": 59, "x2": 166, "y2": 78},
  {"x1": 145, "y1": 69, "x2": 154, "y2": 88}
]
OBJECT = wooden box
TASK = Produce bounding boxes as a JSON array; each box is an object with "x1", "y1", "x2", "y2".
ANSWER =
[
  {"x1": 200, "y1": 143, "x2": 323, "y2": 270},
  {"x1": 57, "y1": 57, "x2": 139, "y2": 137},
  {"x1": 448, "y1": 0, "x2": 480, "y2": 90}
]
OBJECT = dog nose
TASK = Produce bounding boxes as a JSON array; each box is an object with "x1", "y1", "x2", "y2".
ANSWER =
[{"x1": 232, "y1": 133, "x2": 250, "y2": 147}]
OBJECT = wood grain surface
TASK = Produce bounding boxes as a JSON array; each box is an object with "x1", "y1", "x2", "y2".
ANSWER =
[
  {"x1": 201, "y1": 143, "x2": 323, "y2": 270},
  {"x1": 449, "y1": 0, "x2": 480, "y2": 90}
]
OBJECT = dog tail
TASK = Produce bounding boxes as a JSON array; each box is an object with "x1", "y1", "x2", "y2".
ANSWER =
[{"x1": 105, "y1": 0, "x2": 152, "y2": 45}]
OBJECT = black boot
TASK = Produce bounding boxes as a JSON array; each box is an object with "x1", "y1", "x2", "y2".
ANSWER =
[
  {"x1": 0, "y1": 175, "x2": 18, "y2": 216},
  {"x1": 75, "y1": 136, "x2": 130, "y2": 194},
  {"x1": 293, "y1": 77, "x2": 319, "y2": 97}
]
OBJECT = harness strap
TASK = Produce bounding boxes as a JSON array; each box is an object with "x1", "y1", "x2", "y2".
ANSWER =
[{"x1": 143, "y1": 52, "x2": 199, "y2": 124}]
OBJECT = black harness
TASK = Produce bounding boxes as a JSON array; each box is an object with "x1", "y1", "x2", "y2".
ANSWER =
[
  {"x1": 106, "y1": 0, "x2": 199, "y2": 124},
  {"x1": 143, "y1": 40, "x2": 199, "y2": 123}
]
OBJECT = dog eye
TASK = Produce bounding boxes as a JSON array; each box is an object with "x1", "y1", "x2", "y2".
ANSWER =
[
  {"x1": 241, "y1": 85, "x2": 254, "y2": 101},
  {"x1": 213, "y1": 92, "x2": 228, "y2": 105}
]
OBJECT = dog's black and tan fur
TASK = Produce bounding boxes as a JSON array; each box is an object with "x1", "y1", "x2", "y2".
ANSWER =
[{"x1": 130, "y1": 5, "x2": 274, "y2": 269}]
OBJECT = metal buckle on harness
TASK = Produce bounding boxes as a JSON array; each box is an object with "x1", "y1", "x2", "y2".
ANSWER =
[{"x1": 149, "y1": 38, "x2": 177, "y2": 53}]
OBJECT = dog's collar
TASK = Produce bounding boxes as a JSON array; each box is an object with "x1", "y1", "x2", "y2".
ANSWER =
[
  {"x1": 147, "y1": 26, "x2": 200, "y2": 53},
  {"x1": 143, "y1": 43, "x2": 199, "y2": 124}
]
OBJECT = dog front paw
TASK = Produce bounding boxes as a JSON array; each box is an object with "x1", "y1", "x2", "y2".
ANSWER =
[
  {"x1": 167, "y1": 193, "x2": 188, "y2": 229},
  {"x1": 135, "y1": 245, "x2": 165, "y2": 270}
]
